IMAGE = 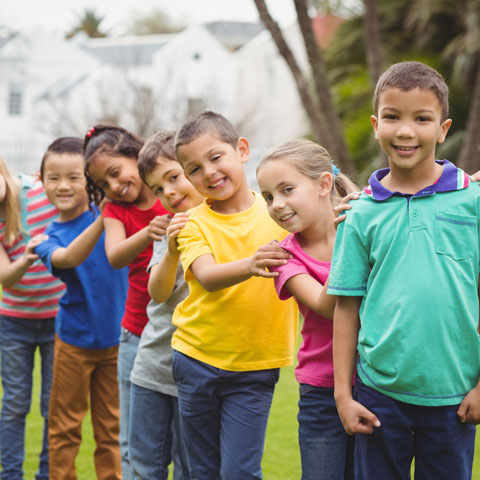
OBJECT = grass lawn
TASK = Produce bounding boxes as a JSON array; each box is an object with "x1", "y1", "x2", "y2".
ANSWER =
[{"x1": 5, "y1": 354, "x2": 480, "y2": 479}]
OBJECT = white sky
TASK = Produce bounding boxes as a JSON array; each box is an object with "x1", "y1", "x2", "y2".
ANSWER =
[{"x1": 1, "y1": 0, "x2": 297, "y2": 37}]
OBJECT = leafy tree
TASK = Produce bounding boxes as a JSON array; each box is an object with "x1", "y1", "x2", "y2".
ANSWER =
[
  {"x1": 125, "y1": 8, "x2": 184, "y2": 35},
  {"x1": 66, "y1": 8, "x2": 107, "y2": 39}
]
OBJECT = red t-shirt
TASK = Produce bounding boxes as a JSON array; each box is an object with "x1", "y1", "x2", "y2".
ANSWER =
[{"x1": 103, "y1": 199, "x2": 168, "y2": 335}]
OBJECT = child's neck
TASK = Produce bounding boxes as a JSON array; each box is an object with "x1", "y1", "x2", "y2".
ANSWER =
[
  {"x1": 133, "y1": 183, "x2": 157, "y2": 210},
  {"x1": 382, "y1": 161, "x2": 443, "y2": 195},
  {"x1": 296, "y1": 209, "x2": 336, "y2": 262},
  {"x1": 58, "y1": 203, "x2": 89, "y2": 222},
  {"x1": 210, "y1": 183, "x2": 254, "y2": 215}
]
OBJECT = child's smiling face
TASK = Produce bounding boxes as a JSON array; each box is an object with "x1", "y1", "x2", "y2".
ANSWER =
[
  {"x1": 371, "y1": 87, "x2": 451, "y2": 174},
  {"x1": 87, "y1": 153, "x2": 144, "y2": 204},
  {"x1": 42, "y1": 153, "x2": 89, "y2": 221},
  {"x1": 144, "y1": 157, "x2": 204, "y2": 214}
]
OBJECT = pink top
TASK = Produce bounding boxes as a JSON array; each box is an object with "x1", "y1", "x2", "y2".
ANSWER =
[
  {"x1": 103, "y1": 199, "x2": 168, "y2": 336},
  {"x1": 272, "y1": 233, "x2": 334, "y2": 387}
]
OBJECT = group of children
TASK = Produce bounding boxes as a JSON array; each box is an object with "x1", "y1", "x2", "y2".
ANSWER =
[{"x1": 0, "y1": 59, "x2": 479, "y2": 480}]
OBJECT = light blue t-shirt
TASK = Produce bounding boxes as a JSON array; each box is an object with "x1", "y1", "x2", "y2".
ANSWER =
[
  {"x1": 328, "y1": 161, "x2": 480, "y2": 406},
  {"x1": 35, "y1": 208, "x2": 128, "y2": 349}
]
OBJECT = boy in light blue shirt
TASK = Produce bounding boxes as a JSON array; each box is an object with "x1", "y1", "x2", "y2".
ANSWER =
[{"x1": 329, "y1": 61, "x2": 480, "y2": 479}]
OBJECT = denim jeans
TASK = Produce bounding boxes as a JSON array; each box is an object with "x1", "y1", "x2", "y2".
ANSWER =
[
  {"x1": 172, "y1": 350, "x2": 278, "y2": 480},
  {"x1": 355, "y1": 376, "x2": 476, "y2": 480},
  {"x1": 117, "y1": 328, "x2": 140, "y2": 480},
  {"x1": 129, "y1": 383, "x2": 190, "y2": 480},
  {"x1": 0, "y1": 315, "x2": 55, "y2": 480},
  {"x1": 298, "y1": 384, "x2": 354, "y2": 480}
]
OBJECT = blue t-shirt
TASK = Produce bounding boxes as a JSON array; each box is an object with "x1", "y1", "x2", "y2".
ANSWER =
[{"x1": 35, "y1": 208, "x2": 128, "y2": 349}]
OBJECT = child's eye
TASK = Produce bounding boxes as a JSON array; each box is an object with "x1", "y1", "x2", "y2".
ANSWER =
[
  {"x1": 170, "y1": 175, "x2": 178, "y2": 182},
  {"x1": 262, "y1": 194, "x2": 273, "y2": 204},
  {"x1": 189, "y1": 166, "x2": 200, "y2": 175},
  {"x1": 283, "y1": 186, "x2": 293, "y2": 194},
  {"x1": 211, "y1": 155, "x2": 221, "y2": 162},
  {"x1": 383, "y1": 114, "x2": 398, "y2": 120},
  {"x1": 155, "y1": 186, "x2": 164, "y2": 195},
  {"x1": 417, "y1": 116, "x2": 430, "y2": 122},
  {"x1": 111, "y1": 169, "x2": 119, "y2": 177}
]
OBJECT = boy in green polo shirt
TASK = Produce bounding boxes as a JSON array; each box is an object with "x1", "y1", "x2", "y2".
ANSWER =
[{"x1": 329, "y1": 61, "x2": 480, "y2": 479}]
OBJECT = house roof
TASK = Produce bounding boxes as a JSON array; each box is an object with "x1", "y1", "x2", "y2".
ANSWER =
[
  {"x1": 80, "y1": 34, "x2": 176, "y2": 66},
  {"x1": 204, "y1": 21, "x2": 264, "y2": 51}
]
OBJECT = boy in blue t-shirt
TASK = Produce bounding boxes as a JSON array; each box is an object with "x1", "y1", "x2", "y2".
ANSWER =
[{"x1": 328, "y1": 61, "x2": 480, "y2": 479}]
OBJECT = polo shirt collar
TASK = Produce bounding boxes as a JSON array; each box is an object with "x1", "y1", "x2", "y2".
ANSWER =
[{"x1": 363, "y1": 160, "x2": 470, "y2": 201}]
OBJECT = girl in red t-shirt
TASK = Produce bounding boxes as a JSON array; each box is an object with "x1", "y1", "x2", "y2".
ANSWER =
[{"x1": 84, "y1": 125, "x2": 169, "y2": 479}]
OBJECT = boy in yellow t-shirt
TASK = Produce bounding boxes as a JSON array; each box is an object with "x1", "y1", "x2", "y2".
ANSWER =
[{"x1": 172, "y1": 111, "x2": 298, "y2": 479}]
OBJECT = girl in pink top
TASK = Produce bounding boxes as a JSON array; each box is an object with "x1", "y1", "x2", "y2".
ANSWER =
[
  {"x1": 83, "y1": 125, "x2": 169, "y2": 480},
  {"x1": 256, "y1": 139, "x2": 359, "y2": 480}
]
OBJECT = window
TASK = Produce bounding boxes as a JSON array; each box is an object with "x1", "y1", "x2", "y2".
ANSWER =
[{"x1": 9, "y1": 84, "x2": 23, "y2": 116}]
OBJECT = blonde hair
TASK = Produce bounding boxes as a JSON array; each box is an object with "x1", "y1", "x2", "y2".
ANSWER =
[
  {"x1": 0, "y1": 156, "x2": 22, "y2": 245},
  {"x1": 256, "y1": 139, "x2": 358, "y2": 206}
]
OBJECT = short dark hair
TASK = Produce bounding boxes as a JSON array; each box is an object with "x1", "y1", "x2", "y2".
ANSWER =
[
  {"x1": 175, "y1": 111, "x2": 239, "y2": 153},
  {"x1": 138, "y1": 130, "x2": 177, "y2": 183},
  {"x1": 83, "y1": 124, "x2": 144, "y2": 204},
  {"x1": 40, "y1": 137, "x2": 84, "y2": 180},
  {"x1": 373, "y1": 61, "x2": 449, "y2": 121}
]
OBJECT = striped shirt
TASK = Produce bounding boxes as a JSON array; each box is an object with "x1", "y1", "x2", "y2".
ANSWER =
[{"x1": 0, "y1": 174, "x2": 65, "y2": 319}]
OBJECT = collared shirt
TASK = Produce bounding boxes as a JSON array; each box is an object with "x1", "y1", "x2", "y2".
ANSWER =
[{"x1": 328, "y1": 160, "x2": 480, "y2": 406}]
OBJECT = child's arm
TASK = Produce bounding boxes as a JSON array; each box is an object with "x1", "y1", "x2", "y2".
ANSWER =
[
  {"x1": 189, "y1": 241, "x2": 292, "y2": 292},
  {"x1": 103, "y1": 214, "x2": 169, "y2": 269},
  {"x1": 283, "y1": 275, "x2": 335, "y2": 319},
  {"x1": 333, "y1": 295, "x2": 380, "y2": 435},
  {"x1": 0, "y1": 236, "x2": 46, "y2": 288},
  {"x1": 148, "y1": 213, "x2": 188, "y2": 303},
  {"x1": 456, "y1": 277, "x2": 480, "y2": 424}
]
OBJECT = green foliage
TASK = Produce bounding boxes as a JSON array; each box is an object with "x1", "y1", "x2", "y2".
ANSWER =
[
  {"x1": 124, "y1": 8, "x2": 185, "y2": 36},
  {"x1": 324, "y1": 0, "x2": 479, "y2": 179},
  {"x1": 66, "y1": 8, "x2": 108, "y2": 39}
]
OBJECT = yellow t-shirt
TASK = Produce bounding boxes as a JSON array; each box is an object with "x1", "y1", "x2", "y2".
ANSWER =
[{"x1": 172, "y1": 192, "x2": 298, "y2": 371}]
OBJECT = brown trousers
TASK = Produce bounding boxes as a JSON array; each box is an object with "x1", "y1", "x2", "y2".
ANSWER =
[{"x1": 48, "y1": 336, "x2": 121, "y2": 480}]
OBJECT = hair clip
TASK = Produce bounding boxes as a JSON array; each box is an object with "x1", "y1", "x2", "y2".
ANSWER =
[
  {"x1": 332, "y1": 162, "x2": 340, "y2": 176},
  {"x1": 86, "y1": 127, "x2": 95, "y2": 138}
]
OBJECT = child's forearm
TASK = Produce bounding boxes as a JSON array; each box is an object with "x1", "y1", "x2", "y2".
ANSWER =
[
  {"x1": 148, "y1": 249, "x2": 180, "y2": 303},
  {"x1": 190, "y1": 254, "x2": 256, "y2": 292},
  {"x1": 104, "y1": 218, "x2": 151, "y2": 269},
  {"x1": 0, "y1": 247, "x2": 31, "y2": 288},
  {"x1": 333, "y1": 295, "x2": 362, "y2": 404},
  {"x1": 51, "y1": 215, "x2": 104, "y2": 269}
]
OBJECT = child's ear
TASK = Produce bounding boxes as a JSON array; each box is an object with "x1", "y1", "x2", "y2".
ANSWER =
[
  {"x1": 237, "y1": 137, "x2": 250, "y2": 163},
  {"x1": 318, "y1": 172, "x2": 333, "y2": 197},
  {"x1": 370, "y1": 115, "x2": 379, "y2": 140},
  {"x1": 437, "y1": 118, "x2": 452, "y2": 144}
]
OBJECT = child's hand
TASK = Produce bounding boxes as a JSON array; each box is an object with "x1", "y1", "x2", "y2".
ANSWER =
[
  {"x1": 470, "y1": 171, "x2": 480, "y2": 183},
  {"x1": 336, "y1": 397, "x2": 381, "y2": 435},
  {"x1": 457, "y1": 384, "x2": 480, "y2": 424},
  {"x1": 23, "y1": 234, "x2": 48, "y2": 266},
  {"x1": 249, "y1": 240, "x2": 292, "y2": 278},
  {"x1": 149, "y1": 214, "x2": 171, "y2": 241},
  {"x1": 333, "y1": 191, "x2": 361, "y2": 228},
  {"x1": 166, "y1": 213, "x2": 189, "y2": 254},
  {"x1": 98, "y1": 197, "x2": 111, "y2": 213}
]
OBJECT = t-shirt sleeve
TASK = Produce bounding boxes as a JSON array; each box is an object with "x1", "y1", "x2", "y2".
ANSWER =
[
  {"x1": 147, "y1": 239, "x2": 166, "y2": 273},
  {"x1": 327, "y1": 219, "x2": 369, "y2": 297},
  {"x1": 34, "y1": 233, "x2": 62, "y2": 278},
  {"x1": 176, "y1": 219, "x2": 212, "y2": 280},
  {"x1": 271, "y1": 257, "x2": 310, "y2": 301},
  {"x1": 102, "y1": 202, "x2": 124, "y2": 222}
]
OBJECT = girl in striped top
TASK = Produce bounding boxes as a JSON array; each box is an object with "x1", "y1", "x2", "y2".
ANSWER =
[{"x1": 0, "y1": 156, "x2": 64, "y2": 480}]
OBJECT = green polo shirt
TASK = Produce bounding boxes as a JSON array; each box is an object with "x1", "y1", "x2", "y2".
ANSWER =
[{"x1": 328, "y1": 160, "x2": 480, "y2": 406}]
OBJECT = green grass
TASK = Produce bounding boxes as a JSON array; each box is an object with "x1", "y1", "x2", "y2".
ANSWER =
[{"x1": 6, "y1": 353, "x2": 480, "y2": 479}]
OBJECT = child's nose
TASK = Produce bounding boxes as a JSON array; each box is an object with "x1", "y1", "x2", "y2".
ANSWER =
[{"x1": 396, "y1": 121, "x2": 415, "y2": 138}]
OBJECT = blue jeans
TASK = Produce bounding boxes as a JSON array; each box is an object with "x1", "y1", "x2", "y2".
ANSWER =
[
  {"x1": 129, "y1": 383, "x2": 190, "y2": 480},
  {"x1": 0, "y1": 315, "x2": 55, "y2": 480},
  {"x1": 117, "y1": 328, "x2": 140, "y2": 480},
  {"x1": 355, "y1": 376, "x2": 476, "y2": 480},
  {"x1": 298, "y1": 384, "x2": 354, "y2": 480},
  {"x1": 172, "y1": 351, "x2": 279, "y2": 480}
]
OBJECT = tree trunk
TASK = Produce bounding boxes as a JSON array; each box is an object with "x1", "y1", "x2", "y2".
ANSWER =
[
  {"x1": 457, "y1": 60, "x2": 480, "y2": 174},
  {"x1": 363, "y1": 0, "x2": 383, "y2": 86},
  {"x1": 253, "y1": 0, "x2": 331, "y2": 151},
  {"x1": 293, "y1": 0, "x2": 355, "y2": 175}
]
